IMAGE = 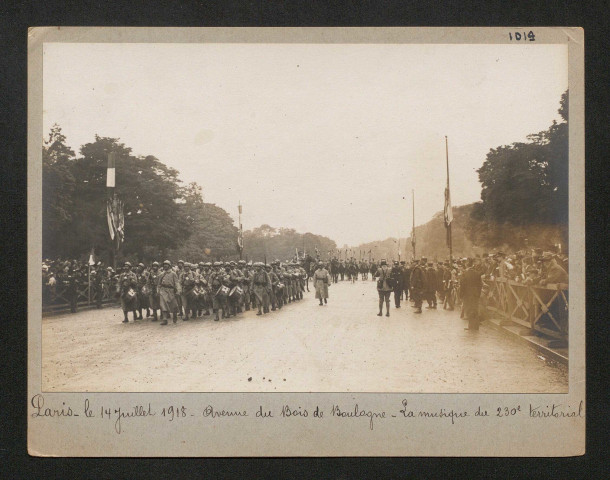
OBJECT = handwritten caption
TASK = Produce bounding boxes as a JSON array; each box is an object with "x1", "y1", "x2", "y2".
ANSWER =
[{"x1": 30, "y1": 395, "x2": 584, "y2": 434}]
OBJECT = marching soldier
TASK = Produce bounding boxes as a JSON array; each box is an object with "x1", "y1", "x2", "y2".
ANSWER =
[
  {"x1": 209, "y1": 262, "x2": 227, "y2": 321},
  {"x1": 313, "y1": 261, "x2": 330, "y2": 306},
  {"x1": 135, "y1": 263, "x2": 151, "y2": 319},
  {"x1": 251, "y1": 262, "x2": 271, "y2": 315},
  {"x1": 180, "y1": 263, "x2": 196, "y2": 320},
  {"x1": 118, "y1": 261, "x2": 138, "y2": 323},
  {"x1": 266, "y1": 264, "x2": 280, "y2": 311},
  {"x1": 227, "y1": 261, "x2": 245, "y2": 316},
  {"x1": 157, "y1": 260, "x2": 181, "y2": 325},
  {"x1": 272, "y1": 261, "x2": 284, "y2": 309},
  {"x1": 176, "y1": 260, "x2": 185, "y2": 316},
  {"x1": 148, "y1": 261, "x2": 161, "y2": 321}
]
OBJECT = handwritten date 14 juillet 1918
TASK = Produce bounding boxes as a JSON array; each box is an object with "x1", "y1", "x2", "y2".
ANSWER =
[{"x1": 30, "y1": 395, "x2": 584, "y2": 435}]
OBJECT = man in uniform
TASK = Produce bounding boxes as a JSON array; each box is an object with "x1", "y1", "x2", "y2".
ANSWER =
[
  {"x1": 180, "y1": 263, "x2": 197, "y2": 320},
  {"x1": 118, "y1": 261, "x2": 138, "y2": 323},
  {"x1": 374, "y1": 259, "x2": 393, "y2": 316},
  {"x1": 176, "y1": 260, "x2": 185, "y2": 316},
  {"x1": 91, "y1": 261, "x2": 104, "y2": 309},
  {"x1": 251, "y1": 262, "x2": 271, "y2": 315},
  {"x1": 157, "y1": 260, "x2": 181, "y2": 325},
  {"x1": 147, "y1": 261, "x2": 161, "y2": 321},
  {"x1": 227, "y1": 261, "x2": 245, "y2": 316},
  {"x1": 460, "y1": 258, "x2": 483, "y2": 330},
  {"x1": 209, "y1": 262, "x2": 228, "y2": 321},
  {"x1": 400, "y1": 260, "x2": 411, "y2": 302},
  {"x1": 390, "y1": 261, "x2": 404, "y2": 308},
  {"x1": 409, "y1": 258, "x2": 427, "y2": 314},
  {"x1": 424, "y1": 262, "x2": 437, "y2": 309},
  {"x1": 272, "y1": 261, "x2": 284, "y2": 309},
  {"x1": 135, "y1": 263, "x2": 151, "y2": 319},
  {"x1": 265, "y1": 264, "x2": 280, "y2": 311}
]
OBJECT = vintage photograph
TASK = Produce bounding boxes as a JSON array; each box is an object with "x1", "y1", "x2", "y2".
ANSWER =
[{"x1": 39, "y1": 39, "x2": 570, "y2": 395}]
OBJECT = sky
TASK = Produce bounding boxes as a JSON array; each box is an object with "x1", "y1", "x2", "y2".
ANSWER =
[{"x1": 43, "y1": 42, "x2": 568, "y2": 246}]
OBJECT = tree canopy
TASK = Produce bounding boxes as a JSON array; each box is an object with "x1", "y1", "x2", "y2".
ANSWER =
[
  {"x1": 41, "y1": 126, "x2": 238, "y2": 264},
  {"x1": 242, "y1": 226, "x2": 337, "y2": 262},
  {"x1": 469, "y1": 90, "x2": 569, "y2": 250}
]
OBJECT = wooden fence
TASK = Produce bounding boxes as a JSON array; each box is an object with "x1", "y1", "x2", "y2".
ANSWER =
[
  {"x1": 42, "y1": 280, "x2": 118, "y2": 314},
  {"x1": 482, "y1": 278, "x2": 569, "y2": 342}
]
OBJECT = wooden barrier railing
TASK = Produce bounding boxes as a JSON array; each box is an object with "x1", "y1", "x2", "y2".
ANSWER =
[
  {"x1": 482, "y1": 278, "x2": 568, "y2": 341},
  {"x1": 42, "y1": 280, "x2": 118, "y2": 314}
]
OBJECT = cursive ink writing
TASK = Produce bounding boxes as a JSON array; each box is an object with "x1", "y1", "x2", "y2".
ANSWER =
[
  {"x1": 31, "y1": 394, "x2": 77, "y2": 418},
  {"x1": 331, "y1": 404, "x2": 385, "y2": 430}
]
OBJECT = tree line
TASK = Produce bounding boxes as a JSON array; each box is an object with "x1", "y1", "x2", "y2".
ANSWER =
[
  {"x1": 350, "y1": 90, "x2": 569, "y2": 260},
  {"x1": 42, "y1": 126, "x2": 336, "y2": 264}
]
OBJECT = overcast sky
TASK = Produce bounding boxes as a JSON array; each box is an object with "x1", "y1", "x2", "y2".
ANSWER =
[{"x1": 43, "y1": 42, "x2": 567, "y2": 246}]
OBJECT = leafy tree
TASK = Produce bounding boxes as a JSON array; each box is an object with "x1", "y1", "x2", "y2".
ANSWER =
[
  {"x1": 471, "y1": 90, "x2": 569, "y2": 248},
  {"x1": 243, "y1": 225, "x2": 337, "y2": 262},
  {"x1": 167, "y1": 182, "x2": 240, "y2": 262},
  {"x1": 42, "y1": 124, "x2": 76, "y2": 258}
]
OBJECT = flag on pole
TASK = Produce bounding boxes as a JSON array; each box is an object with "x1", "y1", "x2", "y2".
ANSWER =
[
  {"x1": 411, "y1": 227, "x2": 416, "y2": 248},
  {"x1": 88, "y1": 247, "x2": 96, "y2": 266},
  {"x1": 107, "y1": 197, "x2": 125, "y2": 246},
  {"x1": 106, "y1": 152, "x2": 116, "y2": 188},
  {"x1": 444, "y1": 186, "x2": 453, "y2": 226}
]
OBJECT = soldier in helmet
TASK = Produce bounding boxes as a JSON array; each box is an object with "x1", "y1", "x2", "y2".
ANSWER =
[
  {"x1": 250, "y1": 262, "x2": 271, "y2": 315},
  {"x1": 135, "y1": 263, "x2": 151, "y2": 319},
  {"x1": 148, "y1": 261, "x2": 161, "y2": 321},
  {"x1": 313, "y1": 261, "x2": 330, "y2": 306},
  {"x1": 227, "y1": 261, "x2": 245, "y2": 316},
  {"x1": 91, "y1": 261, "x2": 104, "y2": 309},
  {"x1": 409, "y1": 258, "x2": 427, "y2": 314},
  {"x1": 265, "y1": 264, "x2": 280, "y2": 311},
  {"x1": 390, "y1": 260, "x2": 404, "y2": 308},
  {"x1": 157, "y1": 260, "x2": 181, "y2": 325},
  {"x1": 118, "y1": 261, "x2": 138, "y2": 323},
  {"x1": 424, "y1": 261, "x2": 437, "y2": 309},
  {"x1": 209, "y1": 262, "x2": 227, "y2": 321},
  {"x1": 180, "y1": 263, "x2": 197, "y2": 320},
  {"x1": 176, "y1": 260, "x2": 185, "y2": 316},
  {"x1": 374, "y1": 259, "x2": 392, "y2": 316}
]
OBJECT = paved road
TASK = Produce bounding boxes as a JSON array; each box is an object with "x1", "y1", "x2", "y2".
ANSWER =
[{"x1": 42, "y1": 279, "x2": 568, "y2": 393}]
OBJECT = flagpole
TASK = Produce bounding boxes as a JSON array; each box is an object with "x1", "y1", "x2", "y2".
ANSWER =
[
  {"x1": 107, "y1": 152, "x2": 117, "y2": 270},
  {"x1": 445, "y1": 136, "x2": 453, "y2": 263},
  {"x1": 238, "y1": 201, "x2": 243, "y2": 260},
  {"x1": 412, "y1": 189, "x2": 416, "y2": 260}
]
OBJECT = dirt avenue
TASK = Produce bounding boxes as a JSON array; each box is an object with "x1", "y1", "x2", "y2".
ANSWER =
[{"x1": 42, "y1": 280, "x2": 568, "y2": 393}]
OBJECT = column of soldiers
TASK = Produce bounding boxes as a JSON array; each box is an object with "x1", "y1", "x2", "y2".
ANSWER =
[
  {"x1": 328, "y1": 258, "x2": 375, "y2": 283},
  {"x1": 114, "y1": 259, "x2": 309, "y2": 325}
]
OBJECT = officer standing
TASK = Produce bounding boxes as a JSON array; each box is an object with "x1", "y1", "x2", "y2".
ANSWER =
[
  {"x1": 424, "y1": 262, "x2": 437, "y2": 309},
  {"x1": 391, "y1": 261, "x2": 404, "y2": 308},
  {"x1": 157, "y1": 260, "x2": 181, "y2": 325},
  {"x1": 374, "y1": 259, "x2": 393, "y2": 317},
  {"x1": 409, "y1": 258, "x2": 426, "y2": 314},
  {"x1": 313, "y1": 261, "x2": 330, "y2": 306},
  {"x1": 460, "y1": 258, "x2": 483, "y2": 331}
]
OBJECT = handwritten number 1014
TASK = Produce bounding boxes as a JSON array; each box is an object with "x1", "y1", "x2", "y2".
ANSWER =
[{"x1": 509, "y1": 31, "x2": 536, "y2": 42}]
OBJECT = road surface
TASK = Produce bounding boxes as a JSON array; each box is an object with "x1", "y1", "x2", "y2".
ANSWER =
[{"x1": 41, "y1": 279, "x2": 568, "y2": 393}]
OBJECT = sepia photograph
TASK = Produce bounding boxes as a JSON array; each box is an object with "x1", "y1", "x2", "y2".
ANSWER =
[
  {"x1": 28, "y1": 27, "x2": 585, "y2": 457},
  {"x1": 38, "y1": 40, "x2": 571, "y2": 394}
]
